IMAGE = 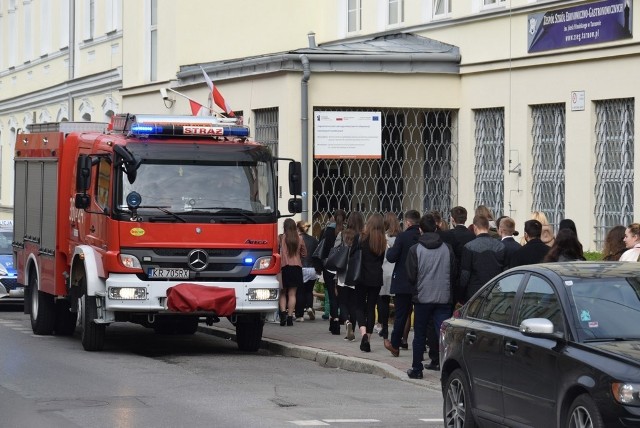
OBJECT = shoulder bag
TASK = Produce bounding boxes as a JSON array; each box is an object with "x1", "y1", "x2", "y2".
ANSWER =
[
  {"x1": 344, "y1": 235, "x2": 362, "y2": 286},
  {"x1": 325, "y1": 243, "x2": 349, "y2": 272}
]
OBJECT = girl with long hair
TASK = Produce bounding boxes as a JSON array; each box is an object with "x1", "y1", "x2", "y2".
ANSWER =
[
  {"x1": 543, "y1": 229, "x2": 585, "y2": 262},
  {"x1": 620, "y1": 223, "x2": 640, "y2": 261},
  {"x1": 278, "y1": 218, "x2": 306, "y2": 326},
  {"x1": 377, "y1": 212, "x2": 400, "y2": 339},
  {"x1": 336, "y1": 211, "x2": 364, "y2": 341},
  {"x1": 602, "y1": 225, "x2": 626, "y2": 261},
  {"x1": 323, "y1": 209, "x2": 346, "y2": 335},
  {"x1": 354, "y1": 213, "x2": 387, "y2": 352}
]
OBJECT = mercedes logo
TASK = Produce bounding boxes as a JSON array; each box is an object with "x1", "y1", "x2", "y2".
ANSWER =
[{"x1": 187, "y1": 249, "x2": 209, "y2": 271}]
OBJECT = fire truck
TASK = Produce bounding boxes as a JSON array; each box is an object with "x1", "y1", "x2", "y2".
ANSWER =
[{"x1": 13, "y1": 114, "x2": 302, "y2": 352}]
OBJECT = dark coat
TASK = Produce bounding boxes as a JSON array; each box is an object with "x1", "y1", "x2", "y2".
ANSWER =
[
  {"x1": 446, "y1": 225, "x2": 476, "y2": 262},
  {"x1": 509, "y1": 238, "x2": 550, "y2": 268},
  {"x1": 501, "y1": 237, "x2": 521, "y2": 269},
  {"x1": 355, "y1": 235, "x2": 385, "y2": 288},
  {"x1": 459, "y1": 233, "x2": 505, "y2": 301},
  {"x1": 320, "y1": 225, "x2": 337, "y2": 260},
  {"x1": 301, "y1": 233, "x2": 318, "y2": 268},
  {"x1": 386, "y1": 224, "x2": 421, "y2": 295}
]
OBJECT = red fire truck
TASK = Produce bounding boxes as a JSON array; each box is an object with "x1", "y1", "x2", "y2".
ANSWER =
[{"x1": 13, "y1": 114, "x2": 301, "y2": 351}]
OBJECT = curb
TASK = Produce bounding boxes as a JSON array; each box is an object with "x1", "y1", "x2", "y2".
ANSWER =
[{"x1": 197, "y1": 325, "x2": 441, "y2": 391}]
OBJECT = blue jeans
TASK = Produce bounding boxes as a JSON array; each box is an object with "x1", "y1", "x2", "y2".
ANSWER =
[{"x1": 412, "y1": 303, "x2": 452, "y2": 371}]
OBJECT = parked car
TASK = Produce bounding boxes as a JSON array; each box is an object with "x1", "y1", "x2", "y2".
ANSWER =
[
  {"x1": 440, "y1": 262, "x2": 640, "y2": 428},
  {"x1": 0, "y1": 220, "x2": 20, "y2": 304}
]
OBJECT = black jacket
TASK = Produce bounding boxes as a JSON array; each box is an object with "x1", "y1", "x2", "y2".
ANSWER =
[
  {"x1": 320, "y1": 225, "x2": 337, "y2": 260},
  {"x1": 446, "y1": 225, "x2": 476, "y2": 262},
  {"x1": 459, "y1": 233, "x2": 505, "y2": 301},
  {"x1": 301, "y1": 233, "x2": 318, "y2": 268},
  {"x1": 355, "y1": 236, "x2": 385, "y2": 288},
  {"x1": 386, "y1": 224, "x2": 421, "y2": 294},
  {"x1": 501, "y1": 237, "x2": 521, "y2": 269},
  {"x1": 509, "y1": 238, "x2": 549, "y2": 268}
]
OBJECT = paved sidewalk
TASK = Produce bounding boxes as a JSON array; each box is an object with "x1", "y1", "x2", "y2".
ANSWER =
[{"x1": 198, "y1": 311, "x2": 442, "y2": 391}]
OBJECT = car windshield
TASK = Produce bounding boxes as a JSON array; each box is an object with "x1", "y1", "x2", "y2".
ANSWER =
[
  {"x1": 118, "y1": 161, "x2": 274, "y2": 214},
  {"x1": 568, "y1": 277, "x2": 640, "y2": 342},
  {"x1": 0, "y1": 231, "x2": 11, "y2": 255}
]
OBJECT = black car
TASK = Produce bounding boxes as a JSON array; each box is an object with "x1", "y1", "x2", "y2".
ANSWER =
[{"x1": 440, "y1": 262, "x2": 640, "y2": 428}]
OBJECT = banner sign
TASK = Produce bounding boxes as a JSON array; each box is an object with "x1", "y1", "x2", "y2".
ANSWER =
[
  {"x1": 527, "y1": 0, "x2": 632, "y2": 53},
  {"x1": 314, "y1": 111, "x2": 382, "y2": 159}
]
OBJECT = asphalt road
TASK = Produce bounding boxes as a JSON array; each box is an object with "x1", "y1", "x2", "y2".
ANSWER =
[{"x1": 0, "y1": 307, "x2": 444, "y2": 427}]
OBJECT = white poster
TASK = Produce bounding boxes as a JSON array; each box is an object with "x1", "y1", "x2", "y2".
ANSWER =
[{"x1": 314, "y1": 111, "x2": 382, "y2": 159}]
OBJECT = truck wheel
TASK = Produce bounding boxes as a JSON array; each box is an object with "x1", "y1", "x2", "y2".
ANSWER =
[
  {"x1": 54, "y1": 299, "x2": 77, "y2": 336},
  {"x1": 78, "y1": 290, "x2": 105, "y2": 351},
  {"x1": 29, "y1": 269, "x2": 55, "y2": 335},
  {"x1": 235, "y1": 314, "x2": 264, "y2": 352}
]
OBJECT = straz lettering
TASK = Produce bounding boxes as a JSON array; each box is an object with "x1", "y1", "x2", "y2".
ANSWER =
[{"x1": 182, "y1": 126, "x2": 224, "y2": 135}]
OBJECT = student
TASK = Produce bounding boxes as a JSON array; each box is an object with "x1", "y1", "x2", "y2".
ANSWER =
[{"x1": 278, "y1": 218, "x2": 306, "y2": 326}]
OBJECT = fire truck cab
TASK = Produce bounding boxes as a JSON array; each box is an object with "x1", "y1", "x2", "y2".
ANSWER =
[{"x1": 13, "y1": 114, "x2": 302, "y2": 351}]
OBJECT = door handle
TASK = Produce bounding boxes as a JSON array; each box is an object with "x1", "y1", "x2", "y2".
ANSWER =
[
  {"x1": 504, "y1": 342, "x2": 518, "y2": 353},
  {"x1": 465, "y1": 332, "x2": 477, "y2": 344}
]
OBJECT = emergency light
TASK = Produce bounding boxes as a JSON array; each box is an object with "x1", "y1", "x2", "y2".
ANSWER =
[{"x1": 113, "y1": 114, "x2": 250, "y2": 138}]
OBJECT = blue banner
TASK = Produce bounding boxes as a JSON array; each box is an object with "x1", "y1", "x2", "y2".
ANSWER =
[{"x1": 528, "y1": 0, "x2": 632, "y2": 53}]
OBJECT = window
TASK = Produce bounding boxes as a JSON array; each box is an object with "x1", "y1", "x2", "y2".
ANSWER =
[
  {"x1": 388, "y1": 0, "x2": 403, "y2": 26},
  {"x1": 516, "y1": 275, "x2": 563, "y2": 333},
  {"x1": 59, "y1": 0, "x2": 69, "y2": 49},
  {"x1": 83, "y1": 0, "x2": 95, "y2": 40},
  {"x1": 433, "y1": 0, "x2": 451, "y2": 18},
  {"x1": 40, "y1": 0, "x2": 50, "y2": 55},
  {"x1": 23, "y1": 0, "x2": 32, "y2": 62},
  {"x1": 483, "y1": 0, "x2": 506, "y2": 8},
  {"x1": 474, "y1": 274, "x2": 523, "y2": 324},
  {"x1": 254, "y1": 107, "x2": 279, "y2": 157},
  {"x1": 474, "y1": 108, "x2": 504, "y2": 221},
  {"x1": 105, "y1": 0, "x2": 121, "y2": 33},
  {"x1": 149, "y1": 0, "x2": 157, "y2": 81},
  {"x1": 95, "y1": 158, "x2": 111, "y2": 210},
  {"x1": 531, "y1": 104, "x2": 565, "y2": 227},
  {"x1": 594, "y1": 98, "x2": 634, "y2": 249},
  {"x1": 347, "y1": 0, "x2": 361, "y2": 33},
  {"x1": 8, "y1": 0, "x2": 16, "y2": 67}
]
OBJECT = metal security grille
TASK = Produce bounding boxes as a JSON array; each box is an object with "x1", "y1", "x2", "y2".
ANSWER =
[
  {"x1": 312, "y1": 108, "x2": 457, "y2": 229},
  {"x1": 473, "y1": 108, "x2": 504, "y2": 218},
  {"x1": 531, "y1": 104, "x2": 565, "y2": 227},
  {"x1": 254, "y1": 107, "x2": 279, "y2": 157},
  {"x1": 594, "y1": 98, "x2": 634, "y2": 249}
]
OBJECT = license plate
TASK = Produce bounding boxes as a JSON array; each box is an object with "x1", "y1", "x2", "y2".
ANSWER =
[{"x1": 148, "y1": 268, "x2": 190, "y2": 279}]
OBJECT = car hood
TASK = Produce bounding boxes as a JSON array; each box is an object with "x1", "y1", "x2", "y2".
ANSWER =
[
  {"x1": 0, "y1": 254, "x2": 15, "y2": 275},
  {"x1": 588, "y1": 341, "x2": 640, "y2": 364}
]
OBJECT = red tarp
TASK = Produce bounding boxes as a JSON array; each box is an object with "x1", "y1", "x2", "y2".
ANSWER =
[{"x1": 166, "y1": 283, "x2": 236, "y2": 315}]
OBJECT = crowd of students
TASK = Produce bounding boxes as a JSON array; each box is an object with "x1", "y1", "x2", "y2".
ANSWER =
[{"x1": 277, "y1": 206, "x2": 640, "y2": 379}]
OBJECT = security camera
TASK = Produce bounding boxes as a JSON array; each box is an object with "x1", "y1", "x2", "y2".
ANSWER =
[{"x1": 160, "y1": 88, "x2": 169, "y2": 100}]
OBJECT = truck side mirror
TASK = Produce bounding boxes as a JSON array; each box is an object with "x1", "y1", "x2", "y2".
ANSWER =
[
  {"x1": 74, "y1": 194, "x2": 91, "y2": 209},
  {"x1": 288, "y1": 161, "x2": 302, "y2": 196},
  {"x1": 288, "y1": 198, "x2": 302, "y2": 214},
  {"x1": 76, "y1": 155, "x2": 92, "y2": 192}
]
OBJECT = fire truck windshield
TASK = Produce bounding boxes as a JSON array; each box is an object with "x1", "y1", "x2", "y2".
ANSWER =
[{"x1": 118, "y1": 161, "x2": 274, "y2": 216}]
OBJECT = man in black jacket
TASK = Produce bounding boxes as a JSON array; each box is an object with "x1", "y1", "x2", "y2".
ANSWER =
[
  {"x1": 445, "y1": 206, "x2": 476, "y2": 304},
  {"x1": 509, "y1": 219, "x2": 550, "y2": 268},
  {"x1": 459, "y1": 215, "x2": 505, "y2": 303},
  {"x1": 498, "y1": 217, "x2": 521, "y2": 269},
  {"x1": 383, "y1": 209, "x2": 421, "y2": 357}
]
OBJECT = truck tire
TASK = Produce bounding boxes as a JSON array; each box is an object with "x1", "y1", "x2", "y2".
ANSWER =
[
  {"x1": 54, "y1": 299, "x2": 77, "y2": 336},
  {"x1": 235, "y1": 314, "x2": 264, "y2": 352},
  {"x1": 78, "y1": 287, "x2": 105, "y2": 351},
  {"x1": 29, "y1": 269, "x2": 55, "y2": 335}
]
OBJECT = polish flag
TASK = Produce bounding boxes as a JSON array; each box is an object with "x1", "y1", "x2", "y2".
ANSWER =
[
  {"x1": 200, "y1": 66, "x2": 235, "y2": 117},
  {"x1": 189, "y1": 99, "x2": 205, "y2": 116}
]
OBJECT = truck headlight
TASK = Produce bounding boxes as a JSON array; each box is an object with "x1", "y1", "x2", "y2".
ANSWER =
[
  {"x1": 612, "y1": 382, "x2": 640, "y2": 406},
  {"x1": 247, "y1": 288, "x2": 277, "y2": 301},
  {"x1": 252, "y1": 256, "x2": 273, "y2": 271},
  {"x1": 119, "y1": 254, "x2": 142, "y2": 269},
  {"x1": 108, "y1": 287, "x2": 147, "y2": 300}
]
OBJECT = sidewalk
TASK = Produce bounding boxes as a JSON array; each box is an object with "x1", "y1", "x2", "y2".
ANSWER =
[{"x1": 198, "y1": 312, "x2": 442, "y2": 391}]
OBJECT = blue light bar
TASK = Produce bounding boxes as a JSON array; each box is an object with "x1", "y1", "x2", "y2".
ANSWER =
[
  {"x1": 125, "y1": 115, "x2": 250, "y2": 138},
  {"x1": 244, "y1": 257, "x2": 255, "y2": 265}
]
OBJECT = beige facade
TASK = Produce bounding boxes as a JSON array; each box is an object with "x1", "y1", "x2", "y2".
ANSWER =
[{"x1": 0, "y1": 0, "x2": 638, "y2": 250}]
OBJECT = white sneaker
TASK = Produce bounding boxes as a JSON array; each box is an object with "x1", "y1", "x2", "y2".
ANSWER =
[
  {"x1": 306, "y1": 307, "x2": 315, "y2": 320},
  {"x1": 373, "y1": 323, "x2": 382, "y2": 333},
  {"x1": 345, "y1": 321, "x2": 355, "y2": 341},
  {"x1": 295, "y1": 316, "x2": 304, "y2": 322}
]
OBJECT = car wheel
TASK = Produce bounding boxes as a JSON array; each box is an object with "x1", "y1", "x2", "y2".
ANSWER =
[
  {"x1": 29, "y1": 268, "x2": 55, "y2": 335},
  {"x1": 567, "y1": 394, "x2": 604, "y2": 428},
  {"x1": 444, "y1": 368, "x2": 476, "y2": 428}
]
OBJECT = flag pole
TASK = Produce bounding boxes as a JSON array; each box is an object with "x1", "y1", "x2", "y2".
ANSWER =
[{"x1": 166, "y1": 88, "x2": 223, "y2": 117}]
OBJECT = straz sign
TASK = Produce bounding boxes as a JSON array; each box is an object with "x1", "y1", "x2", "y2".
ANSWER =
[{"x1": 182, "y1": 126, "x2": 224, "y2": 135}]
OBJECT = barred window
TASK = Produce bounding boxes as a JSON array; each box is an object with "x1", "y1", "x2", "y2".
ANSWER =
[
  {"x1": 254, "y1": 107, "x2": 279, "y2": 157},
  {"x1": 531, "y1": 104, "x2": 565, "y2": 227},
  {"x1": 474, "y1": 108, "x2": 504, "y2": 218},
  {"x1": 594, "y1": 98, "x2": 634, "y2": 249}
]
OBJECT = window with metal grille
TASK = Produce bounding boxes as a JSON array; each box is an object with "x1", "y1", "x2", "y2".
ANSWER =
[
  {"x1": 312, "y1": 107, "x2": 457, "y2": 230},
  {"x1": 474, "y1": 108, "x2": 504, "y2": 219},
  {"x1": 531, "y1": 104, "x2": 565, "y2": 227},
  {"x1": 254, "y1": 107, "x2": 279, "y2": 157},
  {"x1": 594, "y1": 98, "x2": 634, "y2": 249}
]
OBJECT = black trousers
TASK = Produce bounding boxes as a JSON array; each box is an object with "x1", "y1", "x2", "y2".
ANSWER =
[
  {"x1": 355, "y1": 286, "x2": 381, "y2": 334},
  {"x1": 295, "y1": 279, "x2": 316, "y2": 317}
]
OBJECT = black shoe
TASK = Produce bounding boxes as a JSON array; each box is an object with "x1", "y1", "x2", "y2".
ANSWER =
[
  {"x1": 424, "y1": 360, "x2": 440, "y2": 371},
  {"x1": 378, "y1": 327, "x2": 388, "y2": 339},
  {"x1": 360, "y1": 334, "x2": 371, "y2": 352},
  {"x1": 286, "y1": 315, "x2": 294, "y2": 326},
  {"x1": 407, "y1": 368, "x2": 423, "y2": 379},
  {"x1": 330, "y1": 319, "x2": 341, "y2": 335},
  {"x1": 279, "y1": 311, "x2": 287, "y2": 326},
  {"x1": 400, "y1": 339, "x2": 409, "y2": 349}
]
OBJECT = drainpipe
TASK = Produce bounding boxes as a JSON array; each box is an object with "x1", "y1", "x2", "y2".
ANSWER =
[
  {"x1": 299, "y1": 33, "x2": 314, "y2": 222},
  {"x1": 68, "y1": 0, "x2": 75, "y2": 119}
]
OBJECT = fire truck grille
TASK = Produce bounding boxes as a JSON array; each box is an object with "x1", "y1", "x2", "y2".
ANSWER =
[
  {"x1": 0, "y1": 278, "x2": 19, "y2": 290},
  {"x1": 153, "y1": 249, "x2": 242, "y2": 257}
]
